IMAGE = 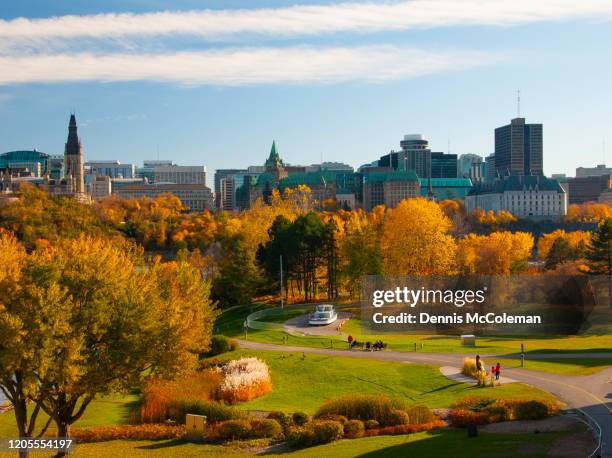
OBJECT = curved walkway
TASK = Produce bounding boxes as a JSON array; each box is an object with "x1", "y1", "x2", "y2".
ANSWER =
[{"x1": 238, "y1": 339, "x2": 612, "y2": 457}]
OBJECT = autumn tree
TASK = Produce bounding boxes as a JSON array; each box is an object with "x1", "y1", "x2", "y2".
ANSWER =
[
  {"x1": 537, "y1": 230, "x2": 591, "y2": 260},
  {"x1": 566, "y1": 202, "x2": 612, "y2": 223},
  {"x1": 457, "y1": 231, "x2": 534, "y2": 275},
  {"x1": 0, "y1": 231, "x2": 57, "y2": 458},
  {"x1": 544, "y1": 237, "x2": 575, "y2": 270},
  {"x1": 1, "y1": 235, "x2": 216, "y2": 453},
  {"x1": 0, "y1": 184, "x2": 116, "y2": 249},
  {"x1": 381, "y1": 198, "x2": 457, "y2": 275}
]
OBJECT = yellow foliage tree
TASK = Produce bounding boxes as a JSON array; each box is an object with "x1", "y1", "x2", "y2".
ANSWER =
[
  {"x1": 537, "y1": 230, "x2": 592, "y2": 260},
  {"x1": 457, "y1": 231, "x2": 534, "y2": 274},
  {"x1": 565, "y1": 202, "x2": 612, "y2": 223},
  {"x1": 381, "y1": 198, "x2": 457, "y2": 275}
]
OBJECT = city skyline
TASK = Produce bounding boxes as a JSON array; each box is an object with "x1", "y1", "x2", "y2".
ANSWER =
[{"x1": 1, "y1": 0, "x2": 611, "y2": 187}]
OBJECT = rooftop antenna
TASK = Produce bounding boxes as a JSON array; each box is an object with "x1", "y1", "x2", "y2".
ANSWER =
[{"x1": 517, "y1": 89, "x2": 521, "y2": 117}]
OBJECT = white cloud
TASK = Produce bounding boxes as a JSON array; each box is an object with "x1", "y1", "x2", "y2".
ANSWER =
[
  {"x1": 0, "y1": 0, "x2": 610, "y2": 45},
  {"x1": 0, "y1": 46, "x2": 499, "y2": 86}
]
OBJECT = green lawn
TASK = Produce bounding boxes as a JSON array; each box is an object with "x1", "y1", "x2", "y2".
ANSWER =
[
  {"x1": 0, "y1": 393, "x2": 139, "y2": 437},
  {"x1": 215, "y1": 305, "x2": 612, "y2": 373},
  {"x1": 0, "y1": 429, "x2": 574, "y2": 458},
  {"x1": 214, "y1": 350, "x2": 559, "y2": 414},
  {"x1": 283, "y1": 429, "x2": 571, "y2": 458},
  {"x1": 496, "y1": 357, "x2": 612, "y2": 376}
]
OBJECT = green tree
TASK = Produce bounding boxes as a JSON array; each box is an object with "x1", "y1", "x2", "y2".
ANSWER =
[
  {"x1": 212, "y1": 234, "x2": 262, "y2": 308},
  {"x1": 585, "y1": 218, "x2": 612, "y2": 308},
  {"x1": 545, "y1": 237, "x2": 576, "y2": 270},
  {"x1": 340, "y1": 229, "x2": 383, "y2": 299}
]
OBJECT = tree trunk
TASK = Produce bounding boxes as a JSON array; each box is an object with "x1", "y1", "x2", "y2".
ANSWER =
[
  {"x1": 55, "y1": 420, "x2": 71, "y2": 458},
  {"x1": 13, "y1": 399, "x2": 30, "y2": 458}
]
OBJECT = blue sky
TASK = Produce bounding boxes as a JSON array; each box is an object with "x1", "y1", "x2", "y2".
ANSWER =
[{"x1": 0, "y1": 1, "x2": 611, "y2": 187}]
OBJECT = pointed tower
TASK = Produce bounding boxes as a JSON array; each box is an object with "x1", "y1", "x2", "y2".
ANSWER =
[
  {"x1": 264, "y1": 140, "x2": 287, "y2": 181},
  {"x1": 64, "y1": 114, "x2": 85, "y2": 194},
  {"x1": 426, "y1": 163, "x2": 435, "y2": 201}
]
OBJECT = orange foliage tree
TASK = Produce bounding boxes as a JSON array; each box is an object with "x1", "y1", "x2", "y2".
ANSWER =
[
  {"x1": 457, "y1": 231, "x2": 534, "y2": 274},
  {"x1": 537, "y1": 230, "x2": 592, "y2": 260},
  {"x1": 565, "y1": 202, "x2": 612, "y2": 223}
]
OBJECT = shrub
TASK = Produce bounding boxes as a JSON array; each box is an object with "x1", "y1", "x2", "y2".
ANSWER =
[
  {"x1": 389, "y1": 410, "x2": 410, "y2": 426},
  {"x1": 139, "y1": 370, "x2": 222, "y2": 423},
  {"x1": 364, "y1": 420, "x2": 380, "y2": 430},
  {"x1": 462, "y1": 357, "x2": 486, "y2": 378},
  {"x1": 365, "y1": 420, "x2": 447, "y2": 437},
  {"x1": 167, "y1": 399, "x2": 244, "y2": 424},
  {"x1": 485, "y1": 401, "x2": 512, "y2": 422},
  {"x1": 315, "y1": 394, "x2": 407, "y2": 426},
  {"x1": 253, "y1": 419, "x2": 283, "y2": 439},
  {"x1": 344, "y1": 420, "x2": 365, "y2": 439},
  {"x1": 405, "y1": 405, "x2": 435, "y2": 424},
  {"x1": 207, "y1": 335, "x2": 232, "y2": 356},
  {"x1": 217, "y1": 420, "x2": 252, "y2": 441},
  {"x1": 268, "y1": 411, "x2": 291, "y2": 429},
  {"x1": 288, "y1": 420, "x2": 344, "y2": 448},
  {"x1": 514, "y1": 401, "x2": 550, "y2": 420},
  {"x1": 448, "y1": 409, "x2": 489, "y2": 427},
  {"x1": 450, "y1": 397, "x2": 558, "y2": 425},
  {"x1": 311, "y1": 420, "x2": 344, "y2": 444},
  {"x1": 316, "y1": 414, "x2": 348, "y2": 426},
  {"x1": 292, "y1": 411, "x2": 309, "y2": 426},
  {"x1": 287, "y1": 427, "x2": 316, "y2": 448},
  {"x1": 216, "y1": 357, "x2": 273, "y2": 404},
  {"x1": 451, "y1": 397, "x2": 495, "y2": 412},
  {"x1": 229, "y1": 339, "x2": 240, "y2": 352},
  {"x1": 71, "y1": 424, "x2": 186, "y2": 443}
]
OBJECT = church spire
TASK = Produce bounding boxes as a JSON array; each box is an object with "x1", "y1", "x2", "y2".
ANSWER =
[
  {"x1": 66, "y1": 113, "x2": 80, "y2": 156},
  {"x1": 64, "y1": 113, "x2": 84, "y2": 194}
]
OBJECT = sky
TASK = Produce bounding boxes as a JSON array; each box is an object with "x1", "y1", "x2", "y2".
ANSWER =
[{"x1": 0, "y1": 0, "x2": 611, "y2": 188}]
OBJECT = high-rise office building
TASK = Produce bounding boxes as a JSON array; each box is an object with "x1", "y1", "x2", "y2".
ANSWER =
[
  {"x1": 430, "y1": 152, "x2": 457, "y2": 179},
  {"x1": 398, "y1": 134, "x2": 431, "y2": 178},
  {"x1": 457, "y1": 154, "x2": 483, "y2": 178},
  {"x1": 576, "y1": 164, "x2": 612, "y2": 177},
  {"x1": 485, "y1": 153, "x2": 496, "y2": 183},
  {"x1": 494, "y1": 117, "x2": 543, "y2": 177},
  {"x1": 86, "y1": 160, "x2": 136, "y2": 178}
]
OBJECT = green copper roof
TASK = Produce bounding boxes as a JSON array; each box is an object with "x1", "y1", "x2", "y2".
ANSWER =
[
  {"x1": 364, "y1": 170, "x2": 419, "y2": 184},
  {"x1": 279, "y1": 171, "x2": 336, "y2": 189},
  {"x1": 419, "y1": 178, "x2": 473, "y2": 188},
  {"x1": 470, "y1": 175, "x2": 565, "y2": 195},
  {"x1": 265, "y1": 141, "x2": 283, "y2": 168}
]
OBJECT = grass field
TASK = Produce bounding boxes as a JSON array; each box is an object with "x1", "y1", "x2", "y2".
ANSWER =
[
  {"x1": 0, "y1": 393, "x2": 139, "y2": 437},
  {"x1": 213, "y1": 350, "x2": 559, "y2": 413},
  {"x1": 215, "y1": 304, "x2": 612, "y2": 375},
  {"x1": 0, "y1": 429, "x2": 575, "y2": 458},
  {"x1": 496, "y1": 357, "x2": 612, "y2": 376}
]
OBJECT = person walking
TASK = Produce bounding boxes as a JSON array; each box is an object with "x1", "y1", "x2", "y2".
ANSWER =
[
  {"x1": 476, "y1": 354, "x2": 482, "y2": 371},
  {"x1": 495, "y1": 362, "x2": 501, "y2": 381}
]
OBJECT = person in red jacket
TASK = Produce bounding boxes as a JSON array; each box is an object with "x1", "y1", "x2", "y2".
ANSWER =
[{"x1": 495, "y1": 362, "x2": 501, "y2": 381}]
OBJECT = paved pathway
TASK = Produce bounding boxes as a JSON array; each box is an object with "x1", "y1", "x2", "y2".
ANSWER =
[
  {"x1": 439, "y1": 366, "x2": 517, "y2": 384},
  {"x1": 238, "y1": 339, "x2": 612, "y2": 457}
]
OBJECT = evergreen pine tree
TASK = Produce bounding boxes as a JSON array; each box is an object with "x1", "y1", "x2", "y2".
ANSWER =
[{"x1": 585, "y1": 218, "x2": 612, "y2": 308}]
